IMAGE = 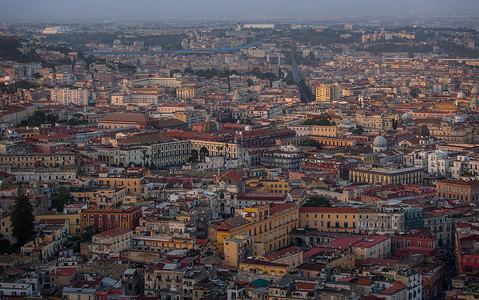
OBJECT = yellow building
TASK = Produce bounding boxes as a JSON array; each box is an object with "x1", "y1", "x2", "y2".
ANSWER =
[
  {"x1": 0, "y1": 153, "x2": 79, "y2": 168},
  {"x1": 217, "y1": 203, "x2": 299, "y2": 255},
  {"x1": 223, "y1": 234, "x2": 254, "y2": 268},
  {"x1": 310, "y1": 136, "x2": 356, "y2": 148},
  {"x1": 315, "y1": 83, "x2": 340, "y2": 102},
  {"x1": 316, "y1": 253, "x2": 355, "y2": 270},
  {"x1": 176, "y1": 87, "x2": 196, "y2": 99},
  {"x1": 89, "y1": 228, "x2": 133, "y2": 258},
  {"x1": 287, "y1": 125, "x2": 338, "y2": 137},
  {"x1": 349, "y1": 167, "x2": 423, "y2": 185},
  {"x1": 239, "y1": 258, "x2": 288, "y2": 276},
  {"x1": 352, "y1": 235, "x2": 391, "y2": 260},
  {"x1": 299, "y1": 207, "x2": 358, "y2": 233},
  {"x1": 245, "y1": 178, "x2": 291, "y2": 194},
  {"x1": 260, "y1": 246, "x2": 303, "y2": 270},
  {"x1": 35, "y1": 213, "x2": 81, "y2": 236},
  {"x1": 0, "y1": 214, "x2": 15, "y2": 244},
  {"x1": 72, "y1": 187, "x2": 126, "y2": 208},
  {"x1": 132, "y1": 233, "x2": 196, "y2": 253},
  {"x1": 98, "y1": 176, "x2": 144, "y2": 196}
]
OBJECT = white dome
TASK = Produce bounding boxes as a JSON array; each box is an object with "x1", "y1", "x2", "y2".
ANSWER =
[
  {"x1": 472, "y1": 87, "x2": 479, "y2": 95},
  {"x1": 402, "y1": 112, "x2": 412, "y2": 120},
  {"x1": 457, "y1": 91, "x2": 466, "y2": 99},
  {"x1": 373, "y1": 135, "x2": 387, "y2": 148}
]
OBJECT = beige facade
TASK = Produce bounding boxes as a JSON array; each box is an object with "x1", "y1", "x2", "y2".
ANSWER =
[
  {"x1": 0, "y1": 153, "x2": 79, "y2": 168},
  {"x1": 90, "y1": 228, "x2": 133, "y2": 258},
  {"x1": 288, "y1": 125, "x2": 338, "y2": 137}
]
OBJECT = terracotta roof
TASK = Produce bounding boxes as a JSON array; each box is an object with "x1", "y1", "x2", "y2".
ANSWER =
[
  {"x1": 220, "y1": 170, "x2": 243, "y2": 182},
  {"x1": 240, "y1": 258, "x2": 288, "y2": 268},
  {"x1": 263, "y1": 246, "x2": 302, "y2": 262},
  {"x1": 299, "y1": 207, "x2": 358, "y2": 213},
  {"x1": 378, "y1": 281, "x2": 407, "y2": 295},
  {"x1": 269, "y1": 203, "x2": 297, "y2": 215},
  {"x1": 218, "y1": 216, "x2": 250, "y2": 230},
  {"x1": 94, "y1": 228, "x2": 133, "y2": 238},
  {"x1": 296, "y1": 282, "x2": 316, "y2": 291},
  {"x1": 99, "y1": 112, "x2": 151, "y2": 124},
  {"x1": 117, "y1": 132, "x2": 173, "y2": 145}
]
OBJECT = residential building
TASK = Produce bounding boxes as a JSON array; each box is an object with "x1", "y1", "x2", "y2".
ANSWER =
[
  {"x1": 436, "y1": 179, "x2": 479, "y2": 203},
  {"x1": 351, "y1": 235, "x2": 391, "y2": 260},
  {"x1": 88, "y1": 228, "x2": 133, "y2": 258},
  {"x1": 217, "y1": 203, "x2": 299, "y2": 256},
  {"x1": 349, "y1": 167, "x2": 423, "y2": 185},
  {"x1": 299, "y1": 207, "x2": 358, "y2": 233},
  {"x1": 51, "y1": 88, "x2": 91, "y2": 106},
  {"x1": 80, "y1": 206, "x2": 142, "y2": 233}
]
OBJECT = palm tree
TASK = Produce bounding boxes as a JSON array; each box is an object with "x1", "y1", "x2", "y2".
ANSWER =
[{"x1": 141, "y1": 149, "x2": 150, "y2": 167}]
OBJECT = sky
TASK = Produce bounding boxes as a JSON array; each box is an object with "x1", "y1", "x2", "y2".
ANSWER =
[{"x1": 1, "y1": 0, "x2": 479, "y2": 23}]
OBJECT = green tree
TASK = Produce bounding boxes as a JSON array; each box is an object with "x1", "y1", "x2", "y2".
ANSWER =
[
  {"x1": 188, "y1": 149, "x2": 199, "y2": 163},
  {"x1": 199, "y1": 146, "x2": 209, "y2": 162},
  {"x1": 52, "y1": 187, "x2": 73, "y2": 212},
  {"x1": 300, "y1": 139, "x2": 322, "y2": 149},
  {"x1": 141, "y1": 149, "x2": 150, "y2": 167},
  {"x1": 353, "y1": 125, "x2": 364, "y2": 134},
  {"x1": 302, "y1": 196, "x2": 332, "y2": 207},
  {"x1": 11, "y1": 195, "x2": 34, "y2": 246},
  {"x1": 303, "y1": 115, "x2": 332, "y2": 126}
]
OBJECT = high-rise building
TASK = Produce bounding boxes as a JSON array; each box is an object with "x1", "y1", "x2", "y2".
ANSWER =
[
  {"x1": 315, "y1": 83, "x2": 340, "y2": 102},
  {"x1": 51, "y1": 88, "x2": 91, "y2": 106}
]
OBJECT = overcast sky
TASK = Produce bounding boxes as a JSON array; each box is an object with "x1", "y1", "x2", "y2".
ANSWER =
[{"x1": 2, "y1": 0, "x2": 479, "y2": 22}]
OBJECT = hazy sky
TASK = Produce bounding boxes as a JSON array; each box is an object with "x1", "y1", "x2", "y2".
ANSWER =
[{"x1": 2, "y1": 0, "x2": 479, "y2": 22}]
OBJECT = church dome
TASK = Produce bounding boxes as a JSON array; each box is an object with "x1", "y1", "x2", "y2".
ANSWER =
[
  {"x1": 417, "y1": 125, "x2": 430, "y2": 138},
  {"x1": 373, "y1": 135, "x2": 387, "y2": 148},
  {"x1": 470, "y1": 96, "x2": 479, "y2": 106},
  {"x1": 471, "y1": 87, "x2": 479, "y2": 95},
  {"x1": 457, "y1": 91, "x2": 466, "y2": 99},
  {"x1": 402, "y1": 112, "x2": 412, "y2": 120}
]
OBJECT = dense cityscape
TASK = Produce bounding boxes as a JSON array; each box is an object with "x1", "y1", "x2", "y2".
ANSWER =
[{"x1": 1, "y1": 6, "x2": 479, "y2": 300}]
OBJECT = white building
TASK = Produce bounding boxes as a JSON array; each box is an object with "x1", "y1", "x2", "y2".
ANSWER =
[
  {"x1": 51, "y1": 88, "x2": 91, "y2": 106},
  {"x1": 0, "y1": 282, "x2": 33, "y2": 297}
]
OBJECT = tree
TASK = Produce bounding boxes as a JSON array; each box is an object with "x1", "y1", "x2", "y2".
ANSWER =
[
  {"x1": 302, "y1": 196, "x2": 332, "y2": 207},
  {"x1": 52, "y1": 187, "x2": 73, "y2": 212},
  {"x1": 303, "y1": 115, "x2": 332, "y2": 126},
  {"x1": 188, "y1": 149, "x2": 199, "y2": 163},
  {"x1": 11, "y1": 195, "x2": 34, "y2": 246},
  {"x1": 353, "y1": 125, "x2": 364, "y2": 135},
  {"x1": 392, "y1": 119, "x2": 398, "y2": 130},
  {"x1": 199, "y1": 146, "x2": 209, "y2": 162},
  {"x1": 141, "y1": 149, "x2": 150, "y2": 167},
  {"x1": 300, "y1": 139, "x2": 322, "y2": 149}
]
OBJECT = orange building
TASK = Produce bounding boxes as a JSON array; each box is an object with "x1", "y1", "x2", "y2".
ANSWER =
[
  {"x1": 299, "y1": 207, "x2": 358, "y2": 233},
  {"x1": 436, "y1": 179, "x2": 479, "y2": 203},
  {"x1": 217, "y1": 203, "x2": 299, "y2": 256}
]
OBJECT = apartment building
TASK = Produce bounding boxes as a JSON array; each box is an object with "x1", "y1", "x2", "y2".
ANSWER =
[
  {"x1": 299, "y1": 207, "x2": 358, "y2": 233},
  {"x1": 0, "y1": 153, "x2": 79, "y2": 168},
  {"x1": 51, "y1": 88, "x2": 91, "y2": 106},
  {"x1": 436, "y1": 179, "x2": 479, "y2": 202},
  {"x1": 80, "y1": 206, "x2": 142, "y2": 233},
  {"x1": 315, "y1": 83, "x2": 340, "y2": 102},
  {"x1": 349, "y1": 167, "x2": 423, "y2": 185},
  {"x1": 217, "y1": 203, "x2": 299, "y2": 256}
]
